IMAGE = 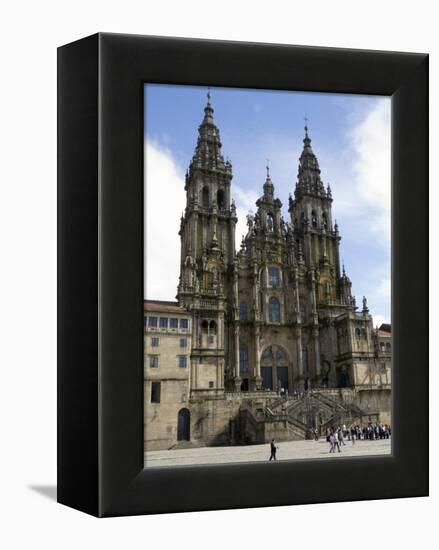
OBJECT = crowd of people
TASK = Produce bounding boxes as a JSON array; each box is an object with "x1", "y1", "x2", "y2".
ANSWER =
[
  {"x1": 326, "y1": 423, "x2": 391, "y2": 453},
  {"x1": 267, "y1": 423, "x2": 391, "y2": 460}
]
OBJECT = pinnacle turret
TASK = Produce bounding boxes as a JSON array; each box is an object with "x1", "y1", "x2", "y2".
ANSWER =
[{"x1": 190, "y1": 91, "x2": 226, "y2": 172}]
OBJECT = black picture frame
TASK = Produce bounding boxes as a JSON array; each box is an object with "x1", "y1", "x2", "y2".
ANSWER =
[{"x1": 58, "y1": 33, "x2": 428, "y2": 517}]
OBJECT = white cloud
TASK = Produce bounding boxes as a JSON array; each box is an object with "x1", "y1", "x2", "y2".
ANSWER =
[
  {"x1": 232, "y1": 185, "x2": 259, "y2": 249},
  {"x1": 349, "y1": 100, "x2": 391, "y2": 242},
  {"x1": 377, "y1": 277, "x2": 391, "y2": 299},
  {"x1": 144, "y1": 140, "x2": 186, "y2": 300}
]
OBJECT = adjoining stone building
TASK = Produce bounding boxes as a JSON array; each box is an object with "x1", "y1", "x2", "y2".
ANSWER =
[{"x1": 144, "y1": 93, "x2": 392, "y2": 451}]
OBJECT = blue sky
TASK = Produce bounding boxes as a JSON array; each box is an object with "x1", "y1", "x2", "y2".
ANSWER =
[{"x1": 144, "y1": 84, "x2": 391, "y2": 326}]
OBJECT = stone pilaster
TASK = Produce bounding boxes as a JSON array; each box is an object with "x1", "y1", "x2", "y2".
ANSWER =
[
  {"x1": 252, "y1": 324, "x2": 262, "y2": 390},
  {"x1": 234, "y1": 324, "x2": 241, "y2": 391}
]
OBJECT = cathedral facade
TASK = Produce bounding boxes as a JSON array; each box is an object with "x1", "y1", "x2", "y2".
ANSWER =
[{"x1": 144, "y1": 93, "x2": 391, "y2": 452}]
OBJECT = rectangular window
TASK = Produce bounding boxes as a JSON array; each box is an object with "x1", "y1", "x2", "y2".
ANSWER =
[
  {"x1": 170, "y1": 318, "x2": 178, "y2": 328},
  {"x1": 240, "y1": 344, "x2": 249, "y2": 374},
  {"x1": 180, "y1": 318, "x2": 188, "y2": 329},
  {"x1": 208, "y1": 381, "x2": 214, "y2": 388},
  {"x1": 148, "y1": 316, "x2": 157, "y2": 327},
  {"x1": 239, "y1": 303, "x2": 248, "y2": 321},
  {"x1": 149, "y1": 355, "x2": 159, "y2": 368},
  {"x1": 178, "y1": 356, "x2": 187, "y2": 368},
  {"x1": 159, "y1": 317, "x2": 168, "y2": 328},
  {"x1": 208, "y1": 335, "x2": 214, "y2": 344},
  {"x1": 268, "y1": 266, "x2": 280, "y2": 288},
  {"x1": 151, "y1": 382, "x2": 161, "y2": 403},
  {"x1": 151, "y1": 337, "x2": 159, "y2": 347},
  {"x1": 180, "y1": 338, "x2": 187, "y2": 348}
]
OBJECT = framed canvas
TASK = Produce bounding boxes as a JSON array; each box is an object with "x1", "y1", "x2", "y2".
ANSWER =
[{"x1": 58, "y1": 33, "x2": 428, "y2": 517}]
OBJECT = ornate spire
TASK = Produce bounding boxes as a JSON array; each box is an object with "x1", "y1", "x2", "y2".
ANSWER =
[
  {"x1": 190, "y1": 90, "x2": 226, "y2": 172},
  {"x1": 295, "y1": 122, "x2": 325, "y2": 197}
]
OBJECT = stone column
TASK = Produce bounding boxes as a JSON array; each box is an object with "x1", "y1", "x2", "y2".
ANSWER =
[
  {"x1": 321, "y1": 230, "x2": 327, "y2": 259},
  {"x1": 310, "y1": 270, "x2": 318, "y2": 325},
  {"x1": 229, "y1": 221, "x2": 235, "y2": 265},
  {"x1": 295, "y1": 326, "x2": 303, "y2": 384},
  {"x1": 234, "y1": 324, "x2": 241, "y2": 391},
  {"x1": 253, "y1": 267, "x2": 260, "y2": 321},
  {"x1": 312, "y1": 326, "x2": 321, "y2": 379},
  {"x1": 192, "y1": 211, "x2": 198, "y2": 258},
  {"x1": 304, "y1": 230, "x2": 312, "y2": 268},
  {"x1": 253, "y1": 324, "x2": 262, "y2": 390}
]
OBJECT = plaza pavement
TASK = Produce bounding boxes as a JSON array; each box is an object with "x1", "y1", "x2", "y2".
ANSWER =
[{"x1": 144, "y1": 437, "x2": 391, "y2": 468}]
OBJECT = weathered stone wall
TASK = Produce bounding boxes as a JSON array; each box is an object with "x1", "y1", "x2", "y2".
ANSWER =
[
  {"x1": 353, "y1": 388, "x2": 392, "y2": 426},
  {"x1": 144, "y1": 379, "x2": 191, "y2": 450}
]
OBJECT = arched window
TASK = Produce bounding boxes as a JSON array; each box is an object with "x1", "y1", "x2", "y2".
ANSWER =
[
  {"x1": 239, "y1": 344, "x2": 249, "y2": 374},
  {"x1": 311, "y1": 210, "x2": 318, "y2": 228},
  {"x1": 385, "y1": 342, "x2": 391, "y2": 352},
  {"x1": 261, "y1": 346, "x2": 273, "y2": 361},
  {"x1": 239, "y1": 303, "x2": 248, "y2": 321},
  {"x1": 259, "y1": 269, "x2": 264, "y2": 288},
  {"x1": 268, "y1": 266, "x2": 280, "y2": 288},
  {"x1": 322, "y1": 212, "x2": 328, "y2": 229},
  {"x1": 269, "y1": 297, "x2": 281, "y2": 322},
  {"x1": 202, "y1": 186, "x2": 209, "y2": 208},
  {"x1": 276, "y1": 347, "x2": 287, "y2": 361},
  {"x1": 209, "y1": 320, "x2": 217, "y2": 334},
  {"x1": 217, "y1": 189, "x2": 225, "y2": 210}
]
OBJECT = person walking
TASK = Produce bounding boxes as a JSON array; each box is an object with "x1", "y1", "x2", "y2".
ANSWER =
[
  {"x1": 329, "y1": 431, "x2": 335, "y2": 453},
  {"x1": 338, "y1": 427, "x2": 346, "y2": 446},
  {"x1": 269, "y1": 439, "x2": 278, "y2": 461},
  {"x1": 329, "y1": 430, "x2": 341, "y2": 453}
]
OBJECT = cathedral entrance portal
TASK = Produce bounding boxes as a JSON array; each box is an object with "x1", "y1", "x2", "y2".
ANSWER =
[
  {"x1": 261, "y1": 367, "x2": 273, "y2": 390},
  {"x1": 260, "y1": 345, "x2": 290, "y2": 391},
  {"x1": 177, "y1": 408, "x2": 190, "y2": 441},
  {"x1": 277, "y1": 367, "x2": 288, "y2": 392}
]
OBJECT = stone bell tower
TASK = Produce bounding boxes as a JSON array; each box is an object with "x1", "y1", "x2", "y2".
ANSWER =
[{"x1": 177, "y1": 92, "x2": 237, "y2": 395}]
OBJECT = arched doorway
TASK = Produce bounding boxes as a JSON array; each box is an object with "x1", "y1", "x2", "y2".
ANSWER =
[
  {"x1": 260, "y1": 345, "x2": 290, "y2": 391},
  {"x1": 177, "y1": 408, "x2": 190, "y2": 441}
]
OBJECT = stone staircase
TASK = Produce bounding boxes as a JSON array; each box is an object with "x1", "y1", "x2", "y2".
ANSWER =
[{"x1": 238, "y1": 390, "x2": 369, "y2": 442}]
